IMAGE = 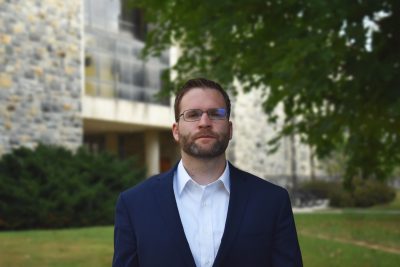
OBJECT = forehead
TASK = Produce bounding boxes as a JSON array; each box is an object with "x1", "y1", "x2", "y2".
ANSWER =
[{"x1": 180, "y1": 88, "x2": 226, "y2": 111}]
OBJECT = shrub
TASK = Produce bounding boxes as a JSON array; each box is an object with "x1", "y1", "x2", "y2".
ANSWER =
[
  {"x1": 329, "y1": 188, "x2": 354, "y2": 207},
  {"x1": 352, "y1": 178, "x2": 396, "y2": 207},
  {"x1": 329, "y1": 177, "x2": 396, "y2": 208},
  {"x1": 299, "y1": 180, "x2": 340, "y2": 199},
  {"x1": 0, "y1": 144, "x2": 145, "y2": 230}
]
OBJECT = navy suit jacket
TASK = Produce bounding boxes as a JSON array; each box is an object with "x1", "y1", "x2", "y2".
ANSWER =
[{"x1": 113, "y1": 162, "x2": 303, "y2": 267}]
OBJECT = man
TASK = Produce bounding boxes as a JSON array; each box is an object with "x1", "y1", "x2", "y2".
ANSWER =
[{"x1": 113, "y1": 78, "x2": 303, "y2": 267}]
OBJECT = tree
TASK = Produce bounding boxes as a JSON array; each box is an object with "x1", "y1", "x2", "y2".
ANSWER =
[{"x1": 129, "y1": 0, "x2": 400, "y2": 188}]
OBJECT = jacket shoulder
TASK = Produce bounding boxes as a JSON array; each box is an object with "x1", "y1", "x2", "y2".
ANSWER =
[{"x1": 120, "y1": 168, "x2": 173, "y2": 199}]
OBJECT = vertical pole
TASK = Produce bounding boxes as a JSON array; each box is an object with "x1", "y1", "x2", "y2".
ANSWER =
[{"x1": 145, "y1": 130, "x2": 160, "y2": 177}]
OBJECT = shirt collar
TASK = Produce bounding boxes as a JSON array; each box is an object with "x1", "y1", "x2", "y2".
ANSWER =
[{"x1": 175, "y1": 160, "x2": 230, "y2": 196}]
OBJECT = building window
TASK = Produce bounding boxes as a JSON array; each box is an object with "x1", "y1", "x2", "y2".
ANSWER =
[
  {"x1": 84, "y1": 0, "x2": 169, "y2": 105},
  {"x1": 120, "y1": 1, "x2": 148, "y2": 41},
  {"x1": 84, "y1": 135, "x2": 106, "y2": 154}
]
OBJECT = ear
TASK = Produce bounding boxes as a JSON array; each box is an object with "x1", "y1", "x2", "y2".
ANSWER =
[
  {"x1": 172, "y1": 122, "x2": 180, "y2": 142},
  {"x1": 228, "y1": 121, "x2": 233, "y2": 140}
]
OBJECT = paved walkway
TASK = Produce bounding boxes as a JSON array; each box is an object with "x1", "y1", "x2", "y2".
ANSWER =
[{"x1": 292, "y1": 200, "x2": 330, "y2": 213}]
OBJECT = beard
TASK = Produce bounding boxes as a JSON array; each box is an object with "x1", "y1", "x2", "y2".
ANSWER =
[{"x1": 179, "y1": 130, "x2": 230, "y2": 159}]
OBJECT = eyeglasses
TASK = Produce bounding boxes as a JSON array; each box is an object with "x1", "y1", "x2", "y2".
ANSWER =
[{"x1": 179, "y1": 108, "x2": 228, "y2": 122}]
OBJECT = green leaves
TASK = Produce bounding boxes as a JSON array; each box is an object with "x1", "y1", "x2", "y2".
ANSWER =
[
  {"x1": 0, "y1": 145, "x2": 145, "y2": 230},
  {"x1": 128, "y1": 0, "x2": 400, "y2": 182}
]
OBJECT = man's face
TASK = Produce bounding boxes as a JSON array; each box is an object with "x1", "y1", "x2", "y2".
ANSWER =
[{"x1": 172, "y1": 88, "x2": 232, "y2": 159}]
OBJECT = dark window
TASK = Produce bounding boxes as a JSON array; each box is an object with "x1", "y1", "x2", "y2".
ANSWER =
[
  {"x1": 120, "y1": 1, "x2": 147, "y2": 41},
  {"x1": 84, "y1": 134, "x2": 105, "y2": 154}
]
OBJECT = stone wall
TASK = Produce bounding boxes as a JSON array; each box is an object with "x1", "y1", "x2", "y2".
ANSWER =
[{"x1": 0, "y1": 0, "x2": 82, "y2": 155}]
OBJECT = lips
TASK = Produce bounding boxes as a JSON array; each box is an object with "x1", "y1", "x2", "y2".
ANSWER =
[
  {"x1": 193, "y1": 131, "x2": 218, "y2": 140},
  {"x1": 196, "y1": 136, "x2": 215, "y2": 140}
]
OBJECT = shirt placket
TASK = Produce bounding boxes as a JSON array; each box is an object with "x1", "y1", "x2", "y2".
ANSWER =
[{"x1": 198, "y1": 187, "x2": 214, "y2": 267}]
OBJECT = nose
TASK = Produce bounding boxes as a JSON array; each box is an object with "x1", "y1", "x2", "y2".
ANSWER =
[{"x1": 198, "y1": 111, "x2": 212, "y2": 128}]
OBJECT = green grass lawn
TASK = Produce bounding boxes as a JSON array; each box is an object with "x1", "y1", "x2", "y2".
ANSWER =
[
  {"x1": 295, "y1": 192, "x2": 400, "y2": 267},
  {"x1": 296, "y1": 212, "x2": 400, "y2": 250},
  {"x1": 0, "y1": 226, "x2": 113, "y2": 267},
  {"x1": 299, "y1": 234, "x2": 400, "y2": 267},
  {"x1": 295, "y1": 212, "x2": 400, "y2": 267},
  {"x1": 1, "y1": 206, "x2": 399, "y2": 267}
]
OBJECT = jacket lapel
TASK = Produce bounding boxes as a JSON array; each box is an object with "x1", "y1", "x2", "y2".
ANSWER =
[
  {"x1": 213, "y1": 163, "x2": 251, "y2": 267},
  {"x1": 153, "y1": 167, "x2": 196, "y2": 267}
]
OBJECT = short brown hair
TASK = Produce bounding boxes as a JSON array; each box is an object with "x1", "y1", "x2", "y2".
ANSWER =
[{"x1": 174, "y1": 78, "x2": 231, "y2": 122}]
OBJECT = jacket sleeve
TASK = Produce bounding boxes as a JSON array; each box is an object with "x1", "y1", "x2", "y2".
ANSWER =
[
  {"x1": 271, "y1": 190, "x2": 303, "y2": 267},
  {"x1": 112, "y1": 193, "x2": 139, "y2": 267}
]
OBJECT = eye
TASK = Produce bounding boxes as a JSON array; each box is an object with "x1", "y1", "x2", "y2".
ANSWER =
[
  {"x1": 209, "y1": 108, "x2": 226, "y2": 119},
  {"x1": 185, "y1": 109, "x2": 201, "y2": 120}
]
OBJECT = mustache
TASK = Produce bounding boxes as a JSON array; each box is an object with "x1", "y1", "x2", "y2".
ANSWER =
[{"x1": 192, "y1": 130, "x2": 219, "y2": 139}]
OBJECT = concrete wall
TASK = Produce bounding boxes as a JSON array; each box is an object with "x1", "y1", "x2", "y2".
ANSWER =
[
  {"x1": 0, "y1": 0, "x2": 82, "y2": 155},
  {"x1": 82, "y1": 96, "x2": 174, "y2": 129}
]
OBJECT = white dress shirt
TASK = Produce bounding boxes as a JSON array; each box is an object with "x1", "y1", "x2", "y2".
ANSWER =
[{"x1": 173, "y1": 160, "x2": 230, "y2": 267}]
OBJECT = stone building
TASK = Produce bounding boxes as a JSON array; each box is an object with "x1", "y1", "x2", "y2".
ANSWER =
[
  {"x1": 0, "y1": 0, "x2": 82, "y2": 153},
  {"x1": 0, "y1": 0, "x2": 178, "y2": 177},
  {"x1": 0, "y1": 0, "x2": 318, "y2": 186},
  {"x1": 83, "y1": 0, "x2": 179, "y2": 176}
]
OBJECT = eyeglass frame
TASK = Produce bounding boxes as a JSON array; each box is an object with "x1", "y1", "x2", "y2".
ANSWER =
[{"x1": 178, "y1": 108, "x2": 228, "y2": 122}]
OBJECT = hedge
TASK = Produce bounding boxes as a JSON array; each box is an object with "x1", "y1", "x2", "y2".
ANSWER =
[
  {"x1": 299, "y1": 178, "x2": 396, "y2": 208},
  {"x1": 0, "y1": 144, "x2": 145, "y2": 230},
  {"x1": 330, "y1": 177, "x2": 396, "y2": 208}
]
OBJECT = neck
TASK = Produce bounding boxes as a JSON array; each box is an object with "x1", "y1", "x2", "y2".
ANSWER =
[{"x1": 181, "y1": 153, "x2": 227, "y2": 185}]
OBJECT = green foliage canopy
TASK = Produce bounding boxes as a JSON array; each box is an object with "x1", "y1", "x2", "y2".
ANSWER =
[{"x1": 131, "y1": 0, "x2": 400, "y2": 183}]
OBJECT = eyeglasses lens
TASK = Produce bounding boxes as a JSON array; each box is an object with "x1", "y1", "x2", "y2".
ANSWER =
[{"x1": 183, "y1": 109, "x2": 226, "y2": 121}]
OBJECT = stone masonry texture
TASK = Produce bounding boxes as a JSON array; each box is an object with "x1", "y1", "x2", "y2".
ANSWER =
[{"x1": 0, "y1": 0, "x2": 82, "y2": 155}]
